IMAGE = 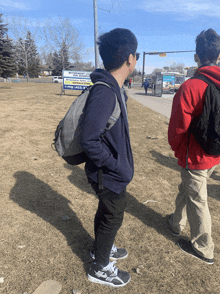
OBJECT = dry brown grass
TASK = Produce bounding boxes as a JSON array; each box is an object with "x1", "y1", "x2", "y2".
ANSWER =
[{"x1": 1, "y1": 82, "x2": 220, "y2": 294}]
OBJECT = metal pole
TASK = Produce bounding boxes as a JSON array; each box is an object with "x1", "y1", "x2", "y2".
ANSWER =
[
  {"x1": 93, "y1": 0, "x2": 100, "y2": 68},
  {"x1": 142, "y1": 52, "x2": 145, "y2": 84}
]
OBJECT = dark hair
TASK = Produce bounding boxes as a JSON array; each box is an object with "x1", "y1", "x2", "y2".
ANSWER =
[
  {"x1": 196, "y1": 29, "x2": 220, "y2": 64},
  {"x1": 97, "y1": 28, "x2": 138, "y2": 71}
]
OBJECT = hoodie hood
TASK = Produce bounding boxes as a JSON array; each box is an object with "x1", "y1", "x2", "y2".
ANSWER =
[
  {"x1": 90, "y1": 68, "x2": 130, "y2": 136},
  {"x1": 195, "y1": 65, "x2": 220, "y2": 88},
  {"x1": 90, "y1": 69, "x2": 121, "y2": 94}
]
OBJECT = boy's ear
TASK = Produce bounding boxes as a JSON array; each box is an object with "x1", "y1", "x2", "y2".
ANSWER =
[
  {"x1": 127, "y1": 54, "x2": 133, "y2": 66},
  {"x1": 194, "y1": 54, "x2": 200, "y2": 63}
]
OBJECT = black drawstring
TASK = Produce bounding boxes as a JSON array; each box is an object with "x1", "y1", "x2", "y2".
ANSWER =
[{"x1": 98, "y1": 168, "x2": 103, "y2": 190}]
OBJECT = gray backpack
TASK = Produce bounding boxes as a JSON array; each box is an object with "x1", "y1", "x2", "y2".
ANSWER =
[{"x1": 53, "y1": 82, "x2": 121, "y2": 165}]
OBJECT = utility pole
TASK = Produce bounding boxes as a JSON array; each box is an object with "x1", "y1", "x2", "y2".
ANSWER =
[
  {"x1": 142, "y1": 50, "x2": 195, "y2": 84},
  {"x1": 93, "y1": 0, "x2": 100, "y2": 68},
  {"x1": 142, "y1": 51, "x2": 145, "y2": 84}
]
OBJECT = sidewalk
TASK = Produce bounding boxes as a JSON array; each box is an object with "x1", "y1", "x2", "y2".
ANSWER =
[{"x1": 126, "y1": 87, "x2": 174, "y2": 118}]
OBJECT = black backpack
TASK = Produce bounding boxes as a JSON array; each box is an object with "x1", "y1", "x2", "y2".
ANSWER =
[{"x1": 189, "y1": 74, "x2": 220, "y2": 155}]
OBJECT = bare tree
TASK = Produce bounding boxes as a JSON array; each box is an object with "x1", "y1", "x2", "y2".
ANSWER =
[
  {"x1": 43, "y1": 17, "x2": 84, "y2": 68},
  {"x1": 71, "y1": 61, "x2": 95, "y2": 71},
  {"x1": 169, "y1": 62, "x2": 185, "y2": 74},
  {"x1": 15, "y1": 31, "x2": 40, "y2": 79},
  {"x1": 6, "y1": 15, "x2": 41, "y2": 81},
  {"x1": 152, "y1": 68, "x2": 162, "y2": 75},
  {"x1": 39, "y1": 51, "x2": 54, "y2": 73}
]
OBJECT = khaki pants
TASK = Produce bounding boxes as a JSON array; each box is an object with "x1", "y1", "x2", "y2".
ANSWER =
[{"x1": 171, "y1": 166, "x2": 216, "y2": 259}]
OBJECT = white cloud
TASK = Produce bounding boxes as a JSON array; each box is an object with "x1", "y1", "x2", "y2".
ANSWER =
[
  {"x1": 139, "y1": 0, "x2": 220, "y2": 17},
  {"x1": 0, "y1": 0, "x2": 30, "y2": 11}
]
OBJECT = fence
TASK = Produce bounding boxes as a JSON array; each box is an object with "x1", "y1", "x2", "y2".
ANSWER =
[{"x1": 0, "y1": 77, "x2": 53, "y2": 83}]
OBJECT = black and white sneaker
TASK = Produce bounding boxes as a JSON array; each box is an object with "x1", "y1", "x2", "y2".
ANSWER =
[
  {"x1": 90, "y1": 244, "x2": 128, "y2": 260},
  {"x1": 178, "y1": 238, "x2": 214, "y2": 265},
  {"x1": 88, "y1": 261, "x2": 131, "y2": 287}
]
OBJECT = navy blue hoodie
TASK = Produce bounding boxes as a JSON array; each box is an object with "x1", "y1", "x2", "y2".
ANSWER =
[{"x1": 81, "y1": 69, "x2": 134, "y2": 194}]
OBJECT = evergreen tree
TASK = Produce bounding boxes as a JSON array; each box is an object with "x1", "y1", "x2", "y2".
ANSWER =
[
  {"x1": 25, "y1": 31, "x2": 40, "y2": 77},
  {"x1": 16, "y1": 37, "x2": 26, "y2": 75},
  {"x1": 0, "y1": 36, "x2": 16, "y2": 78},
  {"x1": 45, "y1": 52, "x2": 53, "y2": 73},
  {"x1": 0, "y1": 14, "x2": 9, "y2": 76},
  {"x1": 52, "y1": 52, "x2": 62, "y2": 76},
  {"x1": 16, "y1": 31, "x2": 40, "y2": 79},
  {"x1": 59, "y1": 40, "x2": 70, "y2": 71},
  {"x1": 0, "y1": 14, "x2": 7, "y2": 38},
  {"x1": 51, "y1": 41, "x2": 70, "y2": 76}
]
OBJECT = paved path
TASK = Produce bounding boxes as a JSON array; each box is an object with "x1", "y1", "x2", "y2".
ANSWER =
[{"x1": 126, "y1": 88, "x2": 174, "y2": 118}]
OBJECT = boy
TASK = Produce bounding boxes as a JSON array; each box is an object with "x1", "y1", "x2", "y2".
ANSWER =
[
  {"x1": 81, "y1": 28, "x2": 139, "y2": 286},
  {"x1": 142, "y1": 79, "x2": 150, "y2": 95},
  {"x1": 168, "y1": 29, "x2": 220, "y2": 265}
]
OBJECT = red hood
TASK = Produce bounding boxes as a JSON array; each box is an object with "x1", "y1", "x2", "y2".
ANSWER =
[{"x1": 195, "y1": 65, "x2": 220, "y2": 88}]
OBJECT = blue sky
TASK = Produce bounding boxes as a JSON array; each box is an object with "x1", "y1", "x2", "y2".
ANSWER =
[{"x1": 1, "y1": 0, "x2": 220, "y2": 73}]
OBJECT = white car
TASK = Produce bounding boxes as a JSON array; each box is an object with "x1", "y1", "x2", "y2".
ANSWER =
[{"x1": 53, "y1": 76, "x2": 63, "y2": 83}]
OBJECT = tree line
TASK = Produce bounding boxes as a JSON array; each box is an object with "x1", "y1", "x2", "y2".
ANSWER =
[{"x1": 0, "y1": 14, "x2": 95, "y2": 80}]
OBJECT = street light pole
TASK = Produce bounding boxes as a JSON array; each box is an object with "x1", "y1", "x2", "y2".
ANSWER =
[
  {"x1": 93, "y1": 0, "x2": 100, "y2": 68},
  {"x1": 142, "y1": 51, "x2": 145, "y2": 84}
]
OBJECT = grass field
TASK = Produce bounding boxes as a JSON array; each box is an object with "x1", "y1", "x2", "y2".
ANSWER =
[{"x1": 1, "y1": 82, "x2": 220, "y2": 294}]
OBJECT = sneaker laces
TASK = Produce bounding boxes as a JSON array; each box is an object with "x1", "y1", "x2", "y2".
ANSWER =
[
  {"x1": 111, "y1": 244, "x2": 117, "y2": 254},
  {"x1": 103, "y1": 261, "x2": 118, "y2": 276}
]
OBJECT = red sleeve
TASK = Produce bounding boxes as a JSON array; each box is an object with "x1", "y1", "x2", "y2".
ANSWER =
[{"x1": 168, "y1": 79, "x2": 207, "y2": 152}]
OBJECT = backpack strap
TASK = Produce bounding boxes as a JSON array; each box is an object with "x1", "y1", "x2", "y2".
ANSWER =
[
  {"x1": 91, "y1": 82, "x2": 121, "y2": 134},
  {"x1": 192, "y1": 74, "x2": 220, "y2": 89},
  {"x1": 187, "y1": 74, "x2": 213, "y2": 169},
  {"x1": 89, "y1": 81, "x2": 121, "y2": 189}
]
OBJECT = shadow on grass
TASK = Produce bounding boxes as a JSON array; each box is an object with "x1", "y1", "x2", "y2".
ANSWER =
[
  {"x1": 55, "y1": 93, "x2": 78, "y2": 97},
  {"x1": 10, "y1": 171, "x2": 94, "y2": 273},
  {"x1": 65, "y1": 164, "x2": 177, "y2": 243},
  {"x1": 150, "y1": 150, "x2": 180, "y2": 173},
  {"x1": 150, "y1": 150, "x2": 220, "y2": 201}
]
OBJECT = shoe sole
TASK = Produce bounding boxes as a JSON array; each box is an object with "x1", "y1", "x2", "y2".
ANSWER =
[
  {"x1": 110, "y1": 252, "x2": 128, "y2": 261},
  {"x1": 90, "y1": 252, "x2": 128, "y2": 261},
  {"x1": 88, "y1": 274, "x2": 131, "y2": 288},
  {"x1": 177, "y1": 242, "x2": 214, "y2": 265}
]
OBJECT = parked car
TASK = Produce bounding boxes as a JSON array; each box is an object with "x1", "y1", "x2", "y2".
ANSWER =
[{"x1": 52, "y1": 76, "x2": 63, "y2": 83}]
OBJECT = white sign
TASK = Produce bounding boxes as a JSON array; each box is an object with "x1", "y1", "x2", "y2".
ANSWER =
[{"x1": 62, "y1": 70, "x2": 93, "y2": 90}]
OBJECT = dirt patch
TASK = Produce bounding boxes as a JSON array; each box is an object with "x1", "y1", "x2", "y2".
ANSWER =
[{"x1": 1, "y1": 82, "x2": 220, "y2": 294}]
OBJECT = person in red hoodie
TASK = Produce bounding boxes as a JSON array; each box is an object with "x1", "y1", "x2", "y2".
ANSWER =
[{"x1": 168, "y1": 29, "x2": 220, "y2": 265}]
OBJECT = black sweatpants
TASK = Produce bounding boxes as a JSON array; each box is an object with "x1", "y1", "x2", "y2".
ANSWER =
[{"x1": 89, "y1": 179, "x2": 127, "y2": 267}]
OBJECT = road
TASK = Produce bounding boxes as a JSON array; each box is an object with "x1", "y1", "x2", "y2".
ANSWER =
[{"x1": 126, "y1": 87, "x2": 174, "y2": 118}]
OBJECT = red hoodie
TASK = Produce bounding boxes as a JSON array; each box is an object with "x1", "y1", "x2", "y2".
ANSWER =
[{"x1": 168, "y1": 65, "x2": 220, "y2": 170}]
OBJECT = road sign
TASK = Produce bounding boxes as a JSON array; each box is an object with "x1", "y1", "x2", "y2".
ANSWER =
[{"x1": 62, "y1": 70, "x2": 93, "y2": 91}]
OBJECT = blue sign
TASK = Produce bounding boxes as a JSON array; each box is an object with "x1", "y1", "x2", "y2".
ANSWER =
[{"x1": 62, "y1": 70, "x2": 93, "y2": 90}]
